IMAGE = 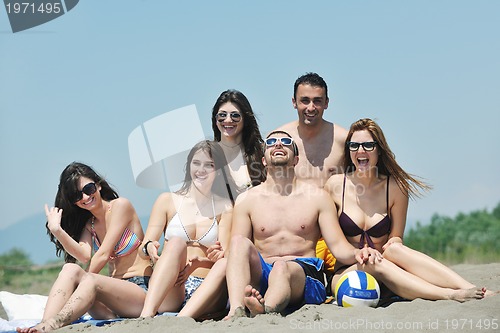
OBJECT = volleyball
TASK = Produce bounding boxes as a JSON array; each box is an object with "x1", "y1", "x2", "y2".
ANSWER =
[{"x1": 334, "y1": 270, "x2": 380, "y2": 307}]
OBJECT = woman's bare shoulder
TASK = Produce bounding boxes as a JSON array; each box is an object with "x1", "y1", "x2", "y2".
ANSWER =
[
  {"x1": 325, "y1": 173, "x2": 344, "y2": 190},
  {"x1": 109, "y1": 197, "x2": 134, "y2": 211}
]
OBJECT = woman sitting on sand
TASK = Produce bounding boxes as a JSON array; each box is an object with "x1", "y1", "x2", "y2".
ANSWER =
[
  {"x1": 174, "y1": 93, "x2": 267, "y2": 319},
  {"x1": 17, "y1": 162, "x2": 153, "y2": 333},
  {"x1": 138, "y1": 140, "x2": 234, "y2": 317},
  {"x1": 324, "y1": 118, "x2": 490, "y2": 302}
]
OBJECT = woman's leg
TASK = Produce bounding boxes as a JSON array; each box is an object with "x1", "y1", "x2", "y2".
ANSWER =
[
  {"x1": 85, "y1": 274, "x2": 148, "y2": 318},
  {"x1": 86, "y1": 300, "x2": 116, "y2": 320},
  {"x1": 178, "y1": 258, "x2": 228, "y2": 319},
  {"x1": 16, "y1": 263, "x2": 87, "y2": 333},
  {"x1": 19, "y1": 272, "x2": 149, "y2": 333},
  {"x1": 362, "y1": 258, "x2": 484, "y2": 302},
  {"x1": 40, "y1": 263, "x2": 86, "y2": 320},
  {"x1": 383, "y1": 243, "x2": 475, "y2": 289},
  {"x1": 330, "y1": 264, "x2": 358, "y2": 296},
  {"x1": 140, "y1": 237, "x2": 187, "y2": 317}
]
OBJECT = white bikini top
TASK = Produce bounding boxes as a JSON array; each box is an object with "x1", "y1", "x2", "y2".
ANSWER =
[{"x1": 165, "y1": 195, "x2": 218, "y2": 248}]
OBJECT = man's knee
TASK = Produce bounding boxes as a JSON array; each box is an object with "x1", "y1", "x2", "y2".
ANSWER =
[
  {"x1": 272, "y1": 261, "x2": 288, "y2": 272},
  {"x1": 229, "y1": 235, "x2": 253, "y2": 255},
  {"x1": 269, "y1": 261, "x2": 292, "y2": 280}
]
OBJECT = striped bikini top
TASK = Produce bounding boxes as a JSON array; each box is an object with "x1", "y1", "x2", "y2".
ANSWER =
[{"x1": 91, "y1": 217, "x2": 142, "y2": 258}]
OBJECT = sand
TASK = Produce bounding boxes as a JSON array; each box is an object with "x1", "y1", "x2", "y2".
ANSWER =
[{"x1": 42, "y1": 263, "x2": 500, "y2": 333}]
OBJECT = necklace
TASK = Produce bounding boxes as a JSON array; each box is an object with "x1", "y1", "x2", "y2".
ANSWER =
[
  {"x1": 186, "y1": 192, "x2": 212, "y2": 215},
  {"x1": 195, "y1": 199, "x2": 210, "y2": 215}
]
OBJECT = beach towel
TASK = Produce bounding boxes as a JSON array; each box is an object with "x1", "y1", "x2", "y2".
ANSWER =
[{"x1": 0, "y1": 291, "x2": 124, "y2": 333}]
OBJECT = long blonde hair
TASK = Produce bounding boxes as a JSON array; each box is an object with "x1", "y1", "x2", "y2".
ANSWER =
[{"x1": 344, "y1": 118, "x2": 432, "y2": 199}]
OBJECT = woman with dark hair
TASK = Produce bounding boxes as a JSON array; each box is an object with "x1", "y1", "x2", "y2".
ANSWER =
[
  {"x1": 211, "y1": 89, "x2": 266, "y2": 200},
  {"x1": 139, "y1": 140, "x2": 234, "y2": 317},
  {"x1": 17, "y1": 162, "x2": 152, "y2": 333},
  {"x1": 324, "y1": 118, "x2": 491, "y2": 302},
  {"x1": 166, "y1": 91, "x2": 266, "y2": 319}
]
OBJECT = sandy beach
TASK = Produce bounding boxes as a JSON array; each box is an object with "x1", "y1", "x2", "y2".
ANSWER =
[{"x1": 5, "y1": 262, "x2": 489, "y2": 333}]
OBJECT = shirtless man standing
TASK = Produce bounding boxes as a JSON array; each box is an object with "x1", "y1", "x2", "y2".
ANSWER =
[
  {"x1": 278, "y1": 72, "x2": 348, "y2": 188},
  {"x1": 225, "y1": 130, "x2": 380, "y2": 318}
]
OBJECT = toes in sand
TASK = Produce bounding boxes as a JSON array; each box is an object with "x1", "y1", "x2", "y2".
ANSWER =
[
  {"x1": 451, "y1": 287, "x2": 486, "y2": 302},
  {"x1": 243, "y1": 285, "x2": 265, "y2": 317}
]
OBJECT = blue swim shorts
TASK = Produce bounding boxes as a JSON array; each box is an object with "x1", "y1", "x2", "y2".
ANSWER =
[{"x1": 258, "y1": 253, "x2": 326, "y2": 312}]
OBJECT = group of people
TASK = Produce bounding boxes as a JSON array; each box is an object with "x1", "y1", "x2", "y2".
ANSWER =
[{"x1": 17, "y1": 73, "x2": 492, "y2": 333}]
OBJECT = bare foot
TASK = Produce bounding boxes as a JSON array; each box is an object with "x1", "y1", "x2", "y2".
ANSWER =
[
  {"x1": 16, "y1": 320, "x2": 56, "y2": 333},
  {"x1": 243, "y1": 285, "x2": 265, "y2": 317},
  {"x1": 139, "y1": 311, "x2": 155, "y2": 318},
  {"x1": 223, "y1": 306, "x2": 247, "y2": 321},
  {"x1": 483, "y1": 287, "x2": 500, "y2": 297},
  {"x1": 450, "y1": 287, "x2": 485, "y2": 302}
]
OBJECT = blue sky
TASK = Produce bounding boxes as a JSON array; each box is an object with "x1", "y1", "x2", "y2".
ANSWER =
[{"x1": 1, "y1": 1, "x2": 499, "y2": 263}]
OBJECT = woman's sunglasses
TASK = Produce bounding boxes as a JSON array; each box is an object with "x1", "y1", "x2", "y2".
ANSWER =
[
  {"x1": 216, "y1": 112, "x2": 242, "y2": 123},
  {"x1": 347, "y1": 141, "x2": 377, "y2": 152},
  {"x1": 265, "y1": 137, "x2": 294, "y2": 147},
  {"x1": 73, "y1": 182, "x2": 97, "y2": 203}
]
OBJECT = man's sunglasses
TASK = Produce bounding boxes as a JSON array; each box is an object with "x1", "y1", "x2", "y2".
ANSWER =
[
  {"x1": 216, "y1": 112, "x2": 242, "y2": 123},
  {"x1": 265, "y1": 137, "x2": 294, "y2": 147},
  {"x1": 74, "y1": 182, "x2": 97, "y2": 203},
  {"x1": 347, "y1": 141, "x2": 377, "y2": 152}
]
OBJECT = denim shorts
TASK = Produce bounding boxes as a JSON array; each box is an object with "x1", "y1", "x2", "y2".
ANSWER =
[{"x1": 123, "y1": 276, "x2": 150, "y2": 292}]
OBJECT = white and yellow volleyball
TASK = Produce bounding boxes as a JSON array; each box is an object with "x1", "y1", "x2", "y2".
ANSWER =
[{"x1": 334, "y1": 270, "x2": 380, "y2": 307}]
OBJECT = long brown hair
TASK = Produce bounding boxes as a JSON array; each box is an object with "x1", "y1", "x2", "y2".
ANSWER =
[
  {"x1": 211, "y1": 89, "x2": 266, "y2": 186},
  {"x1": 49, "y1": 162, "x2": 119, "y2": 263},
  {"x1": 176, "y1": 140, "x2": 237, "y2": 202},
  {"x1": 344, "y1": 118, "x2": 432, "y2": 199}
]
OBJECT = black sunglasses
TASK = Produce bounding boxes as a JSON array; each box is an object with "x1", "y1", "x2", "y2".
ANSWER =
[
  {"x1": 216, "y1": 112, "x2": 242, "y2": 123},
  {"x1": 73, "y1": 182, "x2": 97, "y2": 203},
  {"x1": 265, "y1": 137, "x2": 294, "y2": 147},
  {"x1": 347, "y1": 141, "x2": 377, "y2": 152}
]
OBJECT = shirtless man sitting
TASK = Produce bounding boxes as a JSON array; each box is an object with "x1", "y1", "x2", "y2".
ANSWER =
[
  {"x1": 225, "y1": 130, "x2": 381, "y2": 318},
  {"x1": 278, "y1": 72, "x2": 348, "y2": 188}
]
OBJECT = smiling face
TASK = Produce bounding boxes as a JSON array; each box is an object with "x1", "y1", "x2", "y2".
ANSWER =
[
  {"x1": 349, "y1": 130, "x2": 379, "y2": 172},
  {"x1": 190, "y1": 148, "x2": 217, "y2": 191},
  {"x1": 292, "y1": 84, "x2": 329, "y2": 126},
  {"x1": 263, "y1": 133, "x2": 298, "y2": 167},
  {"x1": 215, "y1": 102, "x2": 244, "y2": 141},
  {"x1": 74, "y1": 177, "x2": 101, "y2": 209}
]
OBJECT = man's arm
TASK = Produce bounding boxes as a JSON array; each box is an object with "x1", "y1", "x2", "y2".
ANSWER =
[{"x1": 226, "y1": 191, "x2": 254, "y2": 256}]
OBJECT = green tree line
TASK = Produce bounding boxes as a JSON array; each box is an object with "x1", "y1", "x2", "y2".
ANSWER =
[
  {"x1": 0, "y1": 249, "x2": 63, "y2": 294},
  {"x1": 405, "y1": 202, "x2": 500, "y2": 264}
]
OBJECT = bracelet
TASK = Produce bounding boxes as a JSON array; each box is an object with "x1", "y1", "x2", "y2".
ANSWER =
[{"x1": 142, "y1": 240, "x2": 153, "y2": 256}]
